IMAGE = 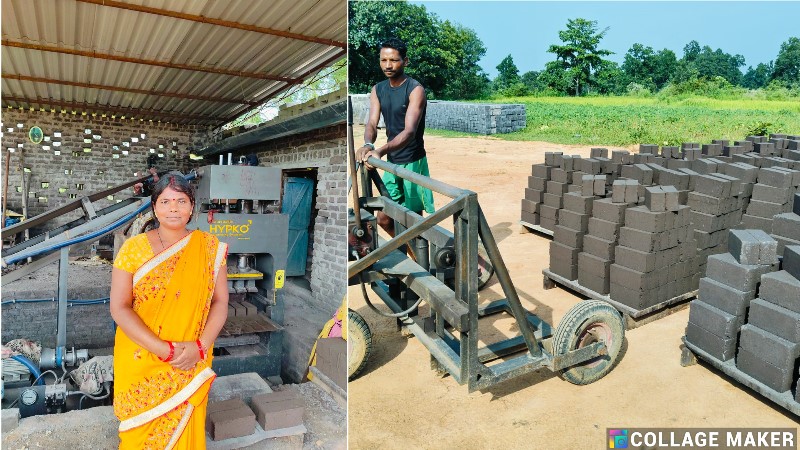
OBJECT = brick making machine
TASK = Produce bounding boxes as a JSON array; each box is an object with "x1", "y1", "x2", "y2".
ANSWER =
[
  {"x1": 346, "y1": 97, "x2": 625, "y2": 391},
  {"x1": 190, "y1": 164, "x2": 288, "y2": 379}
]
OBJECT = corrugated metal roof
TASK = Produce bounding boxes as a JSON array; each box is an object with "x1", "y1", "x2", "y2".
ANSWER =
[{"x1": 1, "y1": 0, "x2": 346, "y2": 126}]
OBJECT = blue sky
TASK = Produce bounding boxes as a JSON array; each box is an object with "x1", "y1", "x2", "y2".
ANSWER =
[{"x1": 413, "y1": 1, "x2": 800, "y2": 78}]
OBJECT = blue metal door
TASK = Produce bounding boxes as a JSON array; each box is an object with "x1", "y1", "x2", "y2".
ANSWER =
[{"x1": 281, "y1": 177, "x2": 314, "y2": 276}]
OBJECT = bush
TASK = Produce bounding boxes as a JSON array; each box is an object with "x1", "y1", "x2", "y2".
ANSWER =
[{"x1": 626, "y1": 82, "x2": 652, "y2": 97}]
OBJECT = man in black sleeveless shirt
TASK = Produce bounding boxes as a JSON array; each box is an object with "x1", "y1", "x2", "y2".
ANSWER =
[{"x1": 356, "y1": 38, "x2": 435, "y2": 236}]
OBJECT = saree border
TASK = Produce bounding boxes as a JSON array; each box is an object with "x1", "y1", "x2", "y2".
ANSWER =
[
  {"x1": 132, "y1": 231, "x2": 193, "y2": 286},
  {"x1": 118, "y1": 366, "x2": 216, "y2": 432}
]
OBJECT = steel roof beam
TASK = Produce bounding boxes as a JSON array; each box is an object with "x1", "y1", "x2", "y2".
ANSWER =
[
  {"x1": 2, "y1": 40, "x2": 299, "y2": 83},
  {"x1": 2, "y1": 74, "x2": 256, "y2": 106},
  {"x1": 75, "y1": 0, "x2": 345, "y2": 49}
]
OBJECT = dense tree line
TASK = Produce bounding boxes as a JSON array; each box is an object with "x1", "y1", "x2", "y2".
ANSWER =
[{"x1": 349, "y1": 2, "x2": 800, "y2": 99}]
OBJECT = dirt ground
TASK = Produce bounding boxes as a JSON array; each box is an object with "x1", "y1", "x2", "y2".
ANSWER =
[{"x1": 347, "y1": 133, "x2": 799, "y2": 449}]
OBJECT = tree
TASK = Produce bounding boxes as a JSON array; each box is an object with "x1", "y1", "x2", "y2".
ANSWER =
[
  {"x1": 546, "y1": 18, "x2": 614, "y2": 96},
  {"x1": 743, "y1": 62, "x2": 773, "y2": 89},
  {"x1": 772, "y1": 37, "x2": 800, "y2": 87},
  {"x1": 521, "y1": 70, "x2": 544, "y2": 92},
  {"x1": 622, "y1": 43, "x2": 657, "y2": 91},
  {"x1": 593, "y1": 60, "x2": 625, "y2": 95},
  {"x1": 691, "y1": 46, "x2": 745, "y2": 85},
  {"x1": 348, "y1": 2, "x2": 489, "y2": 99},
  {"x1": 683, "y1": 40, "x2": 701, "y2": 63},
  {"x1": 494, "y1": 54, "x2": 521, "y2": 91}
]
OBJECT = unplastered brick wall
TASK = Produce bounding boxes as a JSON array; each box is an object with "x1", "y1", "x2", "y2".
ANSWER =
[
  {"x1": 1, "y1": 109, "x2": 211, "y2": 231},
  {"x1": 230, "y1": 123, "x2": 347, "y2": 381},
  {"x1": 350, "y1": 94, "x2": 526, "y2": 134},
  {"x1": 1, "y1": 302, "x2": 115, "y2": 349}
]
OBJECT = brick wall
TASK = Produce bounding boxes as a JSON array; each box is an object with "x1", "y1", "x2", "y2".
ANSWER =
[
  {"x1": 1, "y1": 109, "x2": 211, "y2": 230},
  {"x1": 350, "y1": 94, "x2": 526, "y2": 134},
  {"x1": 231, "y1": 123, "x2": 347, "y2": 382}
]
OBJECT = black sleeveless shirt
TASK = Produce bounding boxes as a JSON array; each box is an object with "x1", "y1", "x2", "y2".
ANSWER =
[{"x1": 375, "y1": 77, "x2": 426, "y2": 164}]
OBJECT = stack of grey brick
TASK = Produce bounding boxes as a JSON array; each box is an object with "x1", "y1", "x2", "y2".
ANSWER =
[
  {"x1": 424, "y1": 101, "x2": 526, "y2": 135},
  {"x1": 576, "y1": 181, "x2": 636, "y2": 294},
  {"x1": 771, "y1": 194, "x2": 800, "y2": 255},
  {"x1": 609, "y1": 186, "x2": 692, "y2": 309},
  {"x1": 687, "y1": 173, "x2": 746, "y2": 285},
  {"x1": 737, "y1": 245, "x2": 800, "y2": 394},
  {"x1": 685, "y1": 229, "x2": 778, "y2": 362},
  {"x1": 522, "y1": 160, "x2": 550, "y2": 226},
  {"x1": 742, "y1": 166, "x2": 800, "y2": 233},
  {"x1": 547, "y1": 154, "x2": 586, "y2": 280}
]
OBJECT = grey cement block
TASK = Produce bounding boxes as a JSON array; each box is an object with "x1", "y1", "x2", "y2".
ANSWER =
[
  {"x1": 773, "y1": 234, "x2": 800, "y2": 258},
  {"x1": 749, "y1": 298, "x2": 800, "y2": 343},
  {"x1": 521, "y1": 210, "x2": 539, "y2": 225},
  {"x1": 524, "y1": 188, "x2": 544, "y2": 203},
  {"x1": 582, "y1": 234, "x2": 616, "y2": 261},
  {"x1": 532, "y1": 164, "x2": 551, "y2": 180},
  {"x1": 706, "y1": 253, "x2": 773, "y2": 292},
  {"x1": 698, "y1": 276, "x2": 755, "y2": 316},
  {"x1": 662, "y1": 185, "x2": 680, "y2": 211},
  {"x1": 758, "y1": 167, "x2": 796, "y2": 187},
  {"x1": 747, "y1": 199, "x2": 786, "y2": 219},
  {"x1": 772, "y1": 213, "x2": 800, "y2": 241},
  {"x1": 748, "y1": 229, "x2": 780, "y2": 264},
  {"x1": 685, "y1": 321, "x2": 737, "y2": 361},
  {"x1": 739, "y1": 323, "x2": 800, "y2": 369},
  {"x1": 625, "y1": 205, "x2": 668, "y2": 232},
  {"x1": 563, "y1": 192, "x2": 595, "y2": 215},
  {"x1": 695, "y1": 174, "x2": 731, "y2": 198},
  {"x1": 578, "y1": 251, "x2": 612, "y2": 278},
  {"x1": 688, "y1": 300, "x2": 744, "y2": 340},
  {"x1": 521, "y1": 199, "x2": 540, "y2": 214},
  {"x1": 578, "y1": 268, "x2": 610, "y2": 295},
  {"x1": 619, "y1": 227, "x2": 661, "y2": 253},
  {"x1": 540, "y1": 204, "x2": 559, "y2": 220},
  {"x1": 729, "y1": 229, "x2": 762, "y2": 265},
  {"x1": 741, "y1": 214, "x2": 774, "y2": 234},
  {"x1": 558, "y1": 209, "x2": 590, "y2": 232},
  {"x1": 528, "y1": 176, "x2": 547, "y2": 191},
  {"x1": 543, "y1": 192, "x2": 564, "y2": 209},
  {"x1": 546, "y1": 180, "x2": 569, "y2": 195},
  {"x1": 593, "y1": 198, "x2": 630, "y2": 223},
  {"x1": 760, "y1": 270, "x2": 800, "y2": 313},
  {"x1": 783, "y1": 246, "x2": 800, "y2": 280},
  {"x1": 591, "y1": 147, "x2": 608, "y2": 158},
  {"x1": 587, "y1": 217, "x2": 621, "y2": 242},
  {"x1": 553, "y1": 225, "x2": 584, "y2": 249},
  {"x1": 736, "y1": 348, "x2": 794, "y2": 392},
  {"x1": 540, "y1": 217, "x2": 556, "y2": 232},
  {"x1": 615, "y1": 245, "x2": 658, "y2": 273},
  {"x1": 551, "y1": 168, "x2": 570, "y2": 184},
  {"x1": 644, "y1": 186, "x2": 666, "y2": 212},
  {"x1": 687, "y1": 192, "x2": 736, "y2": 216},
  {"x1": 610, "y1": 281, "x2": 648, "y2": 309},
  {"x1": 752, "y1": 184, "x2": 793, "y2": 204}
]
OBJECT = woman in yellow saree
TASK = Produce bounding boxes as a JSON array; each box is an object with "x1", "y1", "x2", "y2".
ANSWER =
[{"x1": 111, "y1": 174, "x2": 229, "y2": 449}]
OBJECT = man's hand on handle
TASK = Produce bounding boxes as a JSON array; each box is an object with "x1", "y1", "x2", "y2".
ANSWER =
[{"x1": 356, "y1": 145, "x2": 382, "y2": 170}]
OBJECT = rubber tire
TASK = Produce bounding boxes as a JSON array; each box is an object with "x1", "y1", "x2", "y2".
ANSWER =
[
  {"x1": 128, "y1": 210, "x2": 157, "y2": 236},
  {"x1": 553, "y1": 300, "x2": 624, "y2": 385},
  {"x1": 348, "y1": 310, "x2": 373, "y2": 380}
]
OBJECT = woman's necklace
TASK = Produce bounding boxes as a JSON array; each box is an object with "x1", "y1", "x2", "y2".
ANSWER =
[{"x1": 156, "y1": 228, "x2": 189, "y2": 251}]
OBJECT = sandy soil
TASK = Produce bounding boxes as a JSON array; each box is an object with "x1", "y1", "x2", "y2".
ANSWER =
[{"x1": 347, "y1": 133, "x2": 799, "y2": 449}]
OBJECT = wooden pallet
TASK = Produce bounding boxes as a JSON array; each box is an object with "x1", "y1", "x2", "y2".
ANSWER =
[
  {"x1": 682, "y1": 338, "x2": 800, "y2": 417},
  {"x1": 542, "y1": 268, "x2": 696, "y2": 329},
  {"x1": 519, "y1": 220, "x2": 553, "y2": 237}
]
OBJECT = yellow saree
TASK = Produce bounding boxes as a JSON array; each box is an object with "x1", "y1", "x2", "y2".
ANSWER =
[{"x1": 113, "y1": 230, "x2": 227, "y2": 450}]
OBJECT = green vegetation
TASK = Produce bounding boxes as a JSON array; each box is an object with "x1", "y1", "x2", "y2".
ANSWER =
[{"x1": 427, "y1": 95, "x2": 800, "y2": 146}]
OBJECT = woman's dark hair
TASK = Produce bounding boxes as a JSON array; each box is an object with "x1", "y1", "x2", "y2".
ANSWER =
[
  {"x1": 380, "y1": 37, "x2": 407, "y2": 59},
  {"x1": 150, "y1": 173, "x2": 195, "y2": 214}
]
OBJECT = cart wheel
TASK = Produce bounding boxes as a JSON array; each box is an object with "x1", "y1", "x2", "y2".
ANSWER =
[
  {"x1": 128, "y1": 210, "x2": 157, "y2": 236},
  {"x1": 477, "y1": 240, "x2": 495, "y2": 291},
  {"x1": 348, "y1": 309, "x2": 373, "y2": 380},
  {"x1": 680, "y1": 344, "x2": 697, "y2": 367},
  {"x1": 553, "y1": 300, "x2": 624, "y2": 385}
]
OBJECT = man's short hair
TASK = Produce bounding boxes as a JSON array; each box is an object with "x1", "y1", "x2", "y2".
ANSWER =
[{"x1": 380, "y1": 38, "x2": 407, "y2": 59}]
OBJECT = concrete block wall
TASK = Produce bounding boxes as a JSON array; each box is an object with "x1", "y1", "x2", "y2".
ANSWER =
[
  {"x1": 0, "y1": 109, "x2": 210, "y2": 230},
  {"x1": 349, "y1": 94, "x2": 526, "y2": 135},
  {"x1": 231, "y1": 123, "x2": 347, "y2": 382}
]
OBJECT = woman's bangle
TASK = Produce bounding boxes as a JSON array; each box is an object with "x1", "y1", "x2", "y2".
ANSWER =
[
  {"x1": 159, "y1": 341, "x2": 175, "y2": 362},
  {"x1": 196, "y1": 339, "x2": 205, "y2": 360}
]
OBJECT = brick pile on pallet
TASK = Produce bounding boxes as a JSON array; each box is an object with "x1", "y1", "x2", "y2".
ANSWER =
[
  {"x1": 542, "y1": 153, "x2": 580, "y2": 231},
  {"x1": 739, "y1": 246, "x2": 800, "y2": 397},
  {"x1": 609, "y1": 186, "x2": 692, "y2": 309},
  {"x1": 575, "y1": 180, "x2": 635, "y2": 294},
  {"x1": 742, "y1": 166, "x2": 800, "y2": 233},
  {"x1": 771, "y1": 194, "x2": 800, "y2": 255},
  {"x1": 685, "y1": 230, "x2": 779, "y2": 361}
]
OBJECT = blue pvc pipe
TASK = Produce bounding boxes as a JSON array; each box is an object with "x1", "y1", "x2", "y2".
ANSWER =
[
  {"x1": 4, "y1": 171, "x2": 197, "y2": 266},
  {"x1": 10, "y1": 355, "x2": 43, "y2": 386}
]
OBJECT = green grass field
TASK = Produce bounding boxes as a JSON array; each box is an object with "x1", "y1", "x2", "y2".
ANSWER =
[{"x1": 427, "y1": 96, "x2": 800, "y2": 146}]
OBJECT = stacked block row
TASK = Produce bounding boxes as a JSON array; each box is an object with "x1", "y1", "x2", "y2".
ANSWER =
[
  {"x1": 771, "y1": 194, "x2": 800, "y2": 256},
  {"x1": 742, "y1": 166, "x2": 800, "y2": 233},
  {"x1": 686, "y1": 230, "x2": 779, "y2": 362},
  {"x1": 609, "y1": 187, "x2": 693, "y2": 309}
]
